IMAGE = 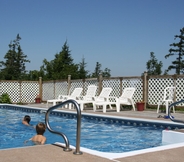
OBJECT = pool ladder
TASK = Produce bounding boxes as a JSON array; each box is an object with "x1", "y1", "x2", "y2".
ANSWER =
[
  {"x1": 168, "y1": 99, "x2": 184, "y2": 124},
  {"x1": 45, "y1": 99, "x2": 83, "y2": 155}
]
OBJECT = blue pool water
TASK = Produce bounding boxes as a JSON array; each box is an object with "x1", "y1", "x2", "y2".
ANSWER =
[{"x1": 0, "y1": 108, "x2": 164, "y2": 153}]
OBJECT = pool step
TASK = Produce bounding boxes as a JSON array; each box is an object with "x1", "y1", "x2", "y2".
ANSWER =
[{"x1": 162, "y1": 129, "x2": 184, "y2": 144}]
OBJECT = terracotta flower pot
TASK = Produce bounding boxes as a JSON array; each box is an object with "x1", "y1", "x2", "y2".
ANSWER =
[{"x1": 136, "y1": 102, "x2": 144, "y2": 111}]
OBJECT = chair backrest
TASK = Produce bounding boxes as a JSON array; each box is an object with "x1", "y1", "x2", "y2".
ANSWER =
[
  {"x1": 70, "y1": 88, "x2": 83, "y2": 98},
  {"x1": 97, "y1": 87, "x2": 112, "y2": 101},
  {"x1": 121, "y1": 87, "x2": 135, "y2": 97},
  {"x1": 84, "y1": 85, "x2": 97, "y2": 100},
  {"x1": 119, "y1": 87, "x2": 135, "y2": 102},
  {"x1": 163, "y1": 87, "x2": 176, "y2": 101}
]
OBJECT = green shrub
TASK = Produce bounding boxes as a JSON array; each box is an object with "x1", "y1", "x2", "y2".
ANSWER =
[{"x1": 0, "y1": 93, "x2": 12, "y2": 104}]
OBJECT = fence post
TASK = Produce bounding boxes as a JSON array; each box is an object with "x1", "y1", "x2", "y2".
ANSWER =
[
  {"x1": 143, "y1": 71, "x2": 148, "y2": 109},
  {"x1": 98, "y1": 73, "x2": 103, "y2": 95},
  {"x1": 68, "y1": 75, "x2": 71, "y2": 95},
  {"x1": 39, "y1": 77, "x2": 42, "y2": 101}
]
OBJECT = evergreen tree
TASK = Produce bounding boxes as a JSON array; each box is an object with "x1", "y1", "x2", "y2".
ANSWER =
[
  {"x1": 91, "y1": 62, "x2": 111, "y2": 77},
  {"x1": 146, "y1": 52, "x2": 163, "y2": 75},
  {"x1": 91, "y1": 62, "x2": 102, "y2": 77},
  {"x1": 102, "y1": 68, "x2": 111, "y2": 77},
  {"x1": 165, "y1": 27, "x2": 184, "y2": 74},
  {"x1": 24, "y1": 70, "x2": 41, "y2": 80},
  {"x1": 0, "y1": 34, "x2": 30, "y2": 80},
  {"x1": 78, "y1": 57, "x2": 89, "y2": 79},
  {"x1": 40, "y1": 41, "x2": 78, "y2": 80}
]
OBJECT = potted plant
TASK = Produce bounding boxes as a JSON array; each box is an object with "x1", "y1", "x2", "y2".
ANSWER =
[
  {"x1": 136, "y1": 101, "x2": 145, "y2": 111},
  {"x1": 35, "y1": 94, "x2": 41, "y2": 103}
]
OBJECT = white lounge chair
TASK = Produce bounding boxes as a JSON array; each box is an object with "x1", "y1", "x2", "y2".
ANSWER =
[
  {"x1": 116, "y1": 87, "x2": 136, "y2": 112},
  {"x1": 76, "y1": 85, "x2": 97, "y2": 111},
  {"x1": 157, "y1": 87, "x2": 176, "y2": 114},
  {"x1": 47, "y1": 94, "x2": 65, "y2": 107},
  {"x1": 93, "y1": 87, "x2": 114, "y2": 113},
  {"x1": 61, "y1": 87, "x2": 83, "y2": 109},
  {"x1": 47, "y1": 88, "x2": 82, "y2": 107}
]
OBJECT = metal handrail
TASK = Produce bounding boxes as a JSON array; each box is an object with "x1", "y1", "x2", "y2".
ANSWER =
[
  {"x1": 45, "y1": 99, "x2": 83, "y2": 155},
  {"x1": 168, "y1": 99, "x2": 184, "y2": 124}
]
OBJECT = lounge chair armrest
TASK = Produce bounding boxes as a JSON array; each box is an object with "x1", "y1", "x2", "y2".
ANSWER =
[{"x1": 127, "y1": 98, "x2": 133, "y2": 102}]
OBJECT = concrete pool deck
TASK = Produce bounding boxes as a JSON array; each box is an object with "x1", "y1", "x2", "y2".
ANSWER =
[{"x1": 1, "y1": 103, "x2": 184, "y2": 162}]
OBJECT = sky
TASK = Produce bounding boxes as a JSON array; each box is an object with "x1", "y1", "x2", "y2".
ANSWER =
[{"x1": 0, "y1": 0, "x2": 184, "y2": 77}]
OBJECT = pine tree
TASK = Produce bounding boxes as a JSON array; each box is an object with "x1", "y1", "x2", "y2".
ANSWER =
[
  {"x1": 165, "y1": 27, "x2": 184, "y2": 74},
  {"x1": 78, "y1": 57, "x2": 89, "y2": 79},
  {"x1": 146, "y1": 52, "x2": 163, "y2": 75},
  {"x1": 40, "y1": 41, "x2": 78, "y2": 80},
  {"x1": 0, "y1": 34, "x2": 30, "y2": 80},
  {"x1": 91, "y1": 62, "x2": 111, "y2": 77}
]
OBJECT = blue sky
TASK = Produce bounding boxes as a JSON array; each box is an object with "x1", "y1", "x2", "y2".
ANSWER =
[{"x1": 0, "y1": 0, "x2": 184, "y2": 77}]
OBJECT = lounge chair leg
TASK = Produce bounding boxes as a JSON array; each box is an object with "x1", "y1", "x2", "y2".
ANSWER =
[
  {"x1": 173, "y1": 106, "x2": 175, "y2": 113},
  {"x1": 166, "y1": 101, "x2": 169, "y2": 115},
  {"x1": 80, "y1": 104, "x2": 83, "y2": 111},
  {"x1": 132, "y1": 104, "x2": 135, "y2": 111},
  {"x1": 157, "y1": 104, "x2": 160, "y2": 113},
  {"x1": 116, "y1": 104, "x2": 120, "y2": 112},
  {"x1": 53, "y1": 101, "x2": 56, "y2": 106},
  {"x1": 103, "y1": 105, "x2": 106, "y2": 113},
  {"x1": 93, "y1": 104, "x2": 96, "y2": 112}
]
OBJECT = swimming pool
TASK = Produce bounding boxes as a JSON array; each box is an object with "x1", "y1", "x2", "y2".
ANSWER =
[{"x1": 1, "y1": 104, "x2": 184, "y2": 154}]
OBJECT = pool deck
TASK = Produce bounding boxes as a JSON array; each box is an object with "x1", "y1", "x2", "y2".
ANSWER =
[{"x1": 1, "y1": 103, "x2": 184, "y2": 162}]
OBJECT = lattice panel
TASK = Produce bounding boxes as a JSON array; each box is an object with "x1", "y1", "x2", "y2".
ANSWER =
[
  {"x1": 21, "y1": 81, "x2": 39, "y2": 103},
  {"x1": 103, "y1": 79, "x2": 120, "y2": 98},
  {"x1": 55, "y1": 81, "x2": 68, "y2": 98},
  {"x1": 0, "y1": 81, "x2": 20, "y2": 103},
  {"x1": 122, "y1": 78, "x2": 143, "y2": 103},
  {"x1": 42, "y1": 82, "x2": 55, "y2": 100},
  {"x1": 84, "y1": 79, "x2": 98, "y2": 96},
  {"x1": 70, "y1": 80, "x2": 83, "y2": 96},
  {"x1": 148, "y1": 78, "x2": 175, "y2": 105},
  {"x1": 175, "y1": 77, "x2": 184, "y2": 106}
]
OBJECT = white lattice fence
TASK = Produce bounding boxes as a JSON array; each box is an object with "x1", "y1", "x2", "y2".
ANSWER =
[
  {"x1": 42, "y1": 82, "x2": 55, "y2": 100},
  {"x1": 70, "y1": 80, "x2": 83, "y2": 96},
  {"x1": 176, "y1": 76, "x2": 184, "y2": 106},
  {"x1": 0, "y1": 81, "x2": 39, "y2": 103},
  {"x1": 42, "y1": 81, "x2": 68, "y2": 101},
  {"x1": 148, "y1": 77, "x2": 175, "y2": 105},
  {"x1": 83, "y1": 79, "x2": 98, "y2": 96},
  {"x1": 102, "y1": 78, "x2": 143, "y2": 103},
  {"x1": 1, "y1": 74, "x2": 184, "y2": 107},
  {"x1": 103, "y1": 79, "x2": 120, "y2": 101},
  {"x1": 0, "y1": 81, "x2": 19, "y2": 103},
  {"x1": 122, "y1": 78, "x2": 143, "y2": 103},
  {"x1": 21, "y1": 81, "x2": 39, "y2": 103}
]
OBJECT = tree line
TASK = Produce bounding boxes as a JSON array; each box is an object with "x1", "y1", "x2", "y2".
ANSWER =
[
  {"x1": 0, "y1": 27, "x2": 184, "y2": 80},
  {"x1": 0, "y1": 35, "x2": 111, "y2": 80}
]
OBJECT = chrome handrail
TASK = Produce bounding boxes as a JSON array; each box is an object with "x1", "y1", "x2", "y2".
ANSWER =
[
  {"x1": 168, "y1": 99, "x2": 184, "y2": 124},
  {"x1": 45, "y1": 99, "x2": 83, "y2": 155}
]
